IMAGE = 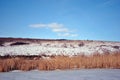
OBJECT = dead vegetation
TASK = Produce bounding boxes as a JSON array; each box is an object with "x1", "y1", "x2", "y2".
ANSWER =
[
  {"x1": 0, "y1": 52, "x2": 120, "y2": 72},
  {"x1": 10, "y1": 42, "x2": 29, "y2": 46},
  {"x1": 0, "y1": 41, "x2": 4, "y2": 46}
]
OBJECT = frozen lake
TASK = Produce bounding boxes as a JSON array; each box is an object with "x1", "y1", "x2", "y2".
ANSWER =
[{"x1": 0, "y1": 69, "x2": 120, "y2": 80}]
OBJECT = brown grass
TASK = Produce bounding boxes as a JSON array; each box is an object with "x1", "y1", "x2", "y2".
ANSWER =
[{"x1": 0, "y1": 52, "x2": 120, "y2": 72}]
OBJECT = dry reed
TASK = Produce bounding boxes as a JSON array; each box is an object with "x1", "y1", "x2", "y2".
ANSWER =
[{"x1": 0, "y1": 52, "x2": 120, "y2": 72}]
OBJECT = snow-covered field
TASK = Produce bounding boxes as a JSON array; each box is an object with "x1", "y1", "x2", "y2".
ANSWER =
[
  {"x1": 0, "y1": 39, "x2": 120, "y2": 56},
  {"x1": 0, "y1": 69, "x2": 120, "y2": 80}
]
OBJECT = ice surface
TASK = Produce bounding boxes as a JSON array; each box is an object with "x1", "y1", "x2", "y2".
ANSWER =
[{"x1": 0, "y1": 69, "x2": 120, "y2": 80}]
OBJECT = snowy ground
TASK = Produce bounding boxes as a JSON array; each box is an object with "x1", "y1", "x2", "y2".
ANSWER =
[
  {"x1": 0, "y1": 69, "x2": 120, "y2": 80},
  {"x1": 0, "y1": 40, "x2": 120, "y2": 56}
]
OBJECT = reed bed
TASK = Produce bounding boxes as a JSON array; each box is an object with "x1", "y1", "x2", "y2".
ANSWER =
[{"x1": 0, "y1": 52, "x2": 120, "y2": 72}]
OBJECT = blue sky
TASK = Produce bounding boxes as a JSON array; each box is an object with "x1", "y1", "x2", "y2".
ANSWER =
[{"x1": 0, "y1": 0, "x2": 120, "y2": 41}]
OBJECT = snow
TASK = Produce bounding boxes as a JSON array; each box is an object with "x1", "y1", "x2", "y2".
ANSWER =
[
  {"x1": 0, "y1": 41, "x2": 120, "y2": 56},
  {"x1": 0, "y1": 69, "x2": 120, "y2": 80}
]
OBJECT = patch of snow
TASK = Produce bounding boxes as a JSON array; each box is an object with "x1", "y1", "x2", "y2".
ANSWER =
[{"x1": 0, "y1": 41, "x2": 120, "y2": 56}]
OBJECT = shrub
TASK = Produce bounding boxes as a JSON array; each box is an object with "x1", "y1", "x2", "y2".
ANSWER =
[
  {"x1": 78, "y1": 42, "x2": 84, "y2": 47},
  {"x1": 0, "y1": 41, "x2": 4, "y2": 46},
  {"x1": 10, "y1": 42, "x2": 29, "y2": 46},
  {"x1": 112, "y1": 46, "x2": 119, "y2": 49}
]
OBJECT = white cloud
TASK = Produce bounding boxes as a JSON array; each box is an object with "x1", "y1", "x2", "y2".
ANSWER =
[
  {"x1": 58, "y1": 33, "x2": 78, "y2": 37},
  {"x1": 70, "y1": 34, "x2": 78, "y2": 37},
  {"x1": 29, "y1": 24, "x2": 47, "y2": 28},
  {"x1": 102, "y1": 0, "x2": 112, "y2": 6},
  {"x1": 52, "y1": 28, "x2": 69, "y2": 32},
  {"x1": 48, "y1": 23, "x2": 63, "y2": 29},
  {"x1": 29, "y1": 22, "x2": 78, "y2": 37},
  {"x1": 98, "y1": 0, "x2": 117, "y2": 7},
  {"x1": 30, "y1": 23, "x2": 69, "y2": 32}
]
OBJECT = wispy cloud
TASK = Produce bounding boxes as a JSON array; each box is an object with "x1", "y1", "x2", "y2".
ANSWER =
[
  {"x1": 29, "y1": 24, "x2": 46, "y2": 28},
  {"x1": 29, "y1": 22, "x2": 78, "y2": 37},
  {"x1": 58, "y1": 33, "x2": 78, "y2": 37},
  {"x1": 99, "y1": 0, "x2": 117, "y2": 7},
  {"x1": 102, "y1": 0, "x2": 113, "y2": 6},
  {"x1": 52, "y1": 28, "x2": 69, "y2": 32},
  {"x1": 29, "y1": 23, "x2": 69, "y2": 32}
]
